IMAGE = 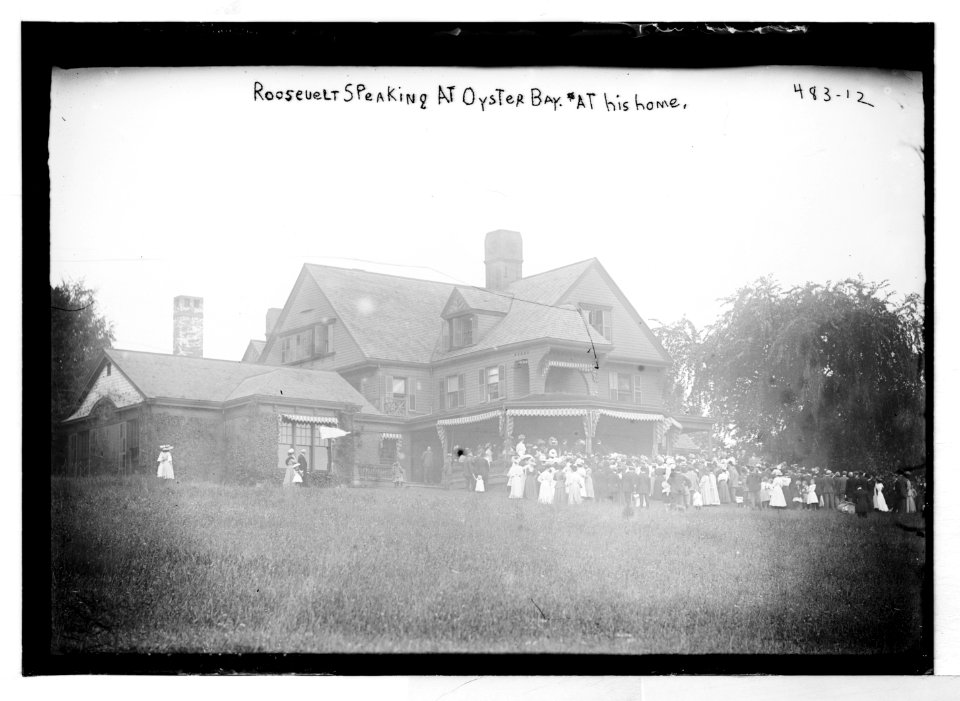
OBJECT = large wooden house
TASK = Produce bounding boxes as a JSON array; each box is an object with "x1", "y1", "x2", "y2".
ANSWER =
[
  {"x1": 247, "y1": 230, "x2": 704, "y2": 484},
  {"x1": 61, "y1": 230, "x2": 708, "y2": 485}
]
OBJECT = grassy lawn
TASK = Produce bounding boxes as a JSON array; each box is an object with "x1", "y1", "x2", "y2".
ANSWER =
[{"x1": 50, "y1": 476, "x2": 926, "y2": 655}]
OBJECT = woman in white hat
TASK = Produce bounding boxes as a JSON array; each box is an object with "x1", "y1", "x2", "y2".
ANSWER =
[
  {"x1": 156, "y1": 445, "x2": 175, "y2": 480},
  {"x1": 283, "y1": 448, "x2": 299, "y2": 487}
]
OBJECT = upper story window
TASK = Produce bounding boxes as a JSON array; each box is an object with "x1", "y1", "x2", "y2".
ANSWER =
[
  {"x1": 383, "y1": 375, "x2": 416, "y2": 415},
  {"x1": 479, "y1": 364, "x2": 506, "y2": 402},
  {"x1": 281, "y1": 321, "x2": 335, "y2": 364},
  {"x1": 448, "y1": 314, "x2": 477, "y2": 350},
  {"x1": 609, "y1": 371, "x2": 642, "y2": 404},
  {"x1": 581, "y1": 304, "x2": 612, "y2": 340},
  {"x1": 438, "y1": 373, "x2": 466, "y2": 410}
]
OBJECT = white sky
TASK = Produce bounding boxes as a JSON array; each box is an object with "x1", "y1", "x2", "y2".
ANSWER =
[{"x1": 49, "y1": 65, "x2": 924, "y2": 360}]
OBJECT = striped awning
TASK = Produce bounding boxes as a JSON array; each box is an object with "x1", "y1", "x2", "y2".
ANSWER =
[
  {"x1": 541, "y1": 359, "x2": 597, "y2": 376},
  {"x1": 380, "y1": 432, "x2": 403, "y2": 440},
  {"x1": 599, "y1": 409, "x2": 664, "y2": 422},
  {"x1": 507, "y1": 407, "x2": 588, "y2": 417},
  {"x1": 437, "y1": 409, "x2": 501, "y2": 427},
  {"x1": 281, "y1": 414, "x2": 338, "y2": 425}
]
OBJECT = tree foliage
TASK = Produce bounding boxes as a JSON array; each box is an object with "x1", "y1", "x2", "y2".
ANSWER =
[
  {"x1": 650, "y1": 317, "x2": 708, "y2": 417},
  {"x1": 695, "y1": 277, "x2": 925, "y2": 470},
  {"x1": 51, "y1": 280, "x2": 115, "y2": 425}
]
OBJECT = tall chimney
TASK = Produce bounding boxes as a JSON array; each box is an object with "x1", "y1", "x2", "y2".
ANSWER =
[
  {"x1": 265, "y1": 308, "x2": 282, "y2": 337},
  {"x1": 173, "y1": 296, "x2": 203, "y2": 357},
  {"x1": 484, "y1": 230, "x2": 523, "y2": 291}
]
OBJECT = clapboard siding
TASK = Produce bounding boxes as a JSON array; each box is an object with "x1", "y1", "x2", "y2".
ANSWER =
[
  {"x1": 560, "y1": 266, "x2": 667, "y2": 363},
  {"x1": 262, "y1": 275, "x2": 365, "y2": 369},
  {"x1": 68, "y1": 363, "x2": 143, "y2": 420}
]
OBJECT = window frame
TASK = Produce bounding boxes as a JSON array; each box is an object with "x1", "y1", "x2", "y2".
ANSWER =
[
  {"x1": 280, "y1": 320, "x2": 336, "y2": 364},
  {"x1": 448, "y1": 314, "x2": 477, "y2": 350},
  {"x1": 581, "y1": 303, "x2": 613, "y2": 341}
]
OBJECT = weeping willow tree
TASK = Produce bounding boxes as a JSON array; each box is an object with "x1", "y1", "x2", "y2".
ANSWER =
[
  {"x1": 650, "y1": 316, "x2": 708, "y2": 417},
  {"x1": 696, "y1": 277, "x2": 925, "y2": 470}
]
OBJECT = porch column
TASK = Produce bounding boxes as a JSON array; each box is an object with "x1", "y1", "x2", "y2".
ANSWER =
[
  {"x1": 582, "y1": 409, "x2": 599, "y2": 455},
  {"x1": 436, "y1": 424, "x2": 449, "y2": 488}
]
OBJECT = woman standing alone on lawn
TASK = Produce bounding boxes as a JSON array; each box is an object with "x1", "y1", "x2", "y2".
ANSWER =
[{"x1": 156, "y1": 445, "x2": 174, "y2": 480}]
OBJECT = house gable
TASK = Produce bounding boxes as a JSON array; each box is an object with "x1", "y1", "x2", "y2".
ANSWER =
[
  {"x1": 260, "y1": 267, "x2": 365, "y2": 369},
  {"x1": 67, "y1": 357, "x2": 145, "y2": 421},
  {"x1": 559, "y1": 261, "x2": 671, "y2": 365}
]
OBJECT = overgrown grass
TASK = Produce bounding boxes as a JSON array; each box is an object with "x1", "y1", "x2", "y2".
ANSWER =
[{"x1": 50, "y1": 477, "x2": 926, "y2": 654}]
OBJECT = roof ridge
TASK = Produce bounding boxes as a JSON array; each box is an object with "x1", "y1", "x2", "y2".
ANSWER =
[
  {"x1": 304, "y1": 262, "x2": 460, "y2": 288},
  {"x1": 507, "y1": 257, "x2": 598, "y2": 283}
]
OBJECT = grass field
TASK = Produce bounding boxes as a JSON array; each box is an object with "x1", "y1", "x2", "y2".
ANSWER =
[{"x1": 50, "y1": 476, "x2": 926, "y2": 655}]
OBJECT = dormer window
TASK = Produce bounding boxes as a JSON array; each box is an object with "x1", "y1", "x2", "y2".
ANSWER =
[
  {"x1": 448, "y1": 314, "x2": 477, "y2": 350},
  {"x1": 280, "y1": 320, "x2": 336, "y2": 364}
]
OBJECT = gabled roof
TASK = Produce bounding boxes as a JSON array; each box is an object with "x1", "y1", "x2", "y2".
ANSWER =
[
  {"x1": 434, "y1": 299, "x2": 612, "y2": 360},
  {"x1": 93, "y1": 348, "x2": 377, "y2": 411},
  {"x1": 304, "y1": 264, "x2": 455, "y2": 364},
  {"x1": 226, "y1": 367, "x2": 379, "y2": 412},
  {"x1": 503, "y1": 259, "x2": 597, "y2": 306},
  {"x1": 450, "y1": 286, "x2": 514, "y2": 315},
  {"x1": 242, "y1": 339, "x2": 265, "y2": 362},
  {"x1": 297, "y1": 256, "x2": 661, "y2": 366}
]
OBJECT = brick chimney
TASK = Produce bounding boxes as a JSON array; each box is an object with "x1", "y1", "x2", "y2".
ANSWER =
[
  {"x1": 484, "y1": 230, "x2": 523, "y2": 291},
  {"x1": 173, "y1": 296, "x2": 203, "y2": 357}
]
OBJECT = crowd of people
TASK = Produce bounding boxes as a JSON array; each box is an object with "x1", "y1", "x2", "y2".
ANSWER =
[{"x1": 442, "y1": 434, "x2": 925, "y2": 518}]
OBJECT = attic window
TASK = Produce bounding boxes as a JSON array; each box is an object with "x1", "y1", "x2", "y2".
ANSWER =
[
  {"x1": 106, "y1": 363, "x2": 111, "y2": 376},
  {"x1": 449, "y1": 314, "x2": 477, "y2": 349},
  {"x1": 581, "y1": 304, "x2": 612, "y2": 341}
]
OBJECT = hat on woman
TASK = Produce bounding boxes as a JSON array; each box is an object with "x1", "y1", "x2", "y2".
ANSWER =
[{"x1": 287, "y1": 448, "x2": 295, "y2": 454}]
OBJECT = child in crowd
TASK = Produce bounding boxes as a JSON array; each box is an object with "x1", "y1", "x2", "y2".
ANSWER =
[{"x1": 760, "y1": 475, "x2": 772, "y2": 509}]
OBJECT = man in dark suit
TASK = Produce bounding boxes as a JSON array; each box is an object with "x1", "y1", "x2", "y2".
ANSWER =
[{"x1": 297, "y1": 448, "x2": 309, "y2": 487}]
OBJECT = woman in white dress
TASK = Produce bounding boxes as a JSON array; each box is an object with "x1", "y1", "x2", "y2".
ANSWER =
[
  {"x1": 282, "y1": 448, "x2": 299, "y2": 487},
  {"x1": 704, "y1": 469, "x2": 721, "y2": 506},
  {"x1": 156, "y1": 445, "x2": 175, "y2": 479},
  {"x1": 769, "y1": 471, "x2": 789, "y2": 508},
  {"x1": 873, "y1": 479, "x2": 889, "y2": 512},
  {"x1": 566, "y1": 465, "x2": 585, "y2": 505},
  {"x1": 538, "y1": 466, "x2": 556, "y2": 504},
  {"x1": 507, "y1": 456, "x2": 525, "y2": 499}
]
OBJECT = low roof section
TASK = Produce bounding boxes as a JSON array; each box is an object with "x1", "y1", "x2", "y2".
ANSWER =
[{"x1": 67, "y1": 348, "x2": 380, "y2": 419}]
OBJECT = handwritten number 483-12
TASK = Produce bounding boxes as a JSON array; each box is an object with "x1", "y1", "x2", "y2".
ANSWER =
[{"x1": 793, "y1": 84, "x2": 875, "y2": 107}]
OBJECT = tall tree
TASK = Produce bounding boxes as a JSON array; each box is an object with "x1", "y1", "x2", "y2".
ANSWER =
[
  {"x1": 51, "y1": 281, "x2": 115, "y2": 469},
  {"x1": 697, "y1": 277, "x2": 924, "y2": 470},
  {"x1": 650, "y1": 316, "x2": 708, "y2": 417}
]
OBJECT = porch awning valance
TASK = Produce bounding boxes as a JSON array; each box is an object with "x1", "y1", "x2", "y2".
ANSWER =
[
  {"x1": 437, "y1": 409, "x2": 501, "y2": 427},
  {"x1": 380, "y1": 432, "x2": 403, "y2": 440},
  {"x1": 507, "y1": 407, "x2": 588, "y2": 417},
  {"x1": 598, "y1": 409, "x2": 664, "y2": 422},
  {"x1": 541, "y1": 360, "x2": 597, "y2": 376},
  {"x1": 281, "y1": 414, "x2": 338, "y2": 425}
]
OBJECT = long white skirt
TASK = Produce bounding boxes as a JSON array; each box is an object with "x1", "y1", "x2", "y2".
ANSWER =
[
  {"x1": 157, "y1": 458, "x2": 174, "y2": 480},
  {"x1": 538, "y1": 481, "x2": 555, "y2": 505},
  {"x1": 509, "y1": 474, "x2": 525, "y2": 499}
]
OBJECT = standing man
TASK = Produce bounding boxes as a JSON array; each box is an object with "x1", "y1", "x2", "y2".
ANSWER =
[
  {"x1": 421, "y1": 446, "x2": 436, "y2": 485},
  {"x1": 838, "y1": 471, "x2": 850, "y2": 503},
  {"x1": 297, "y1": 448, "x2": 309, "y2": 488},
  {"x1": 460, "y1": 447, "x2": 473, "y2": 491}
]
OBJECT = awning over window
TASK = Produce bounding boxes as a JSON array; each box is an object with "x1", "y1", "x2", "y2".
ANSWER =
[
  {"x1": 541, "y1": 360, "x2": 597, "y2": 377},
  {"x1": 380, "y1": 432, "x2": 403, "y2": 440},
  {"x1": 437, "y1": 409, "x2": 501, "y2": 427},
  {"x1": 507, "y1": 407, "x2": 588, "y2": 417},
  {"x1": 281, "y1": 414, "x2": 338, "y2": 425},
  {"x1": 598, "y1": 409, "x2": 664, "y2": 422}
]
